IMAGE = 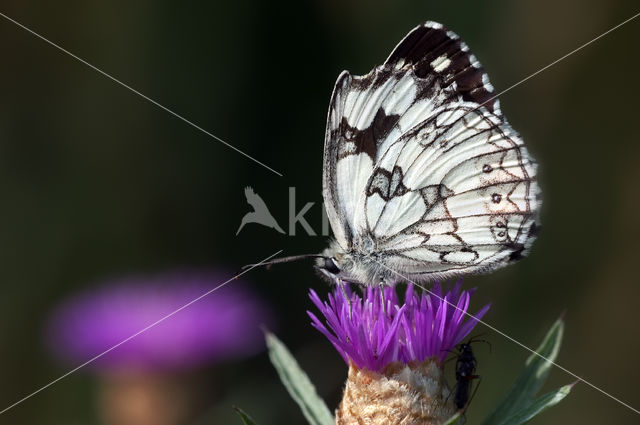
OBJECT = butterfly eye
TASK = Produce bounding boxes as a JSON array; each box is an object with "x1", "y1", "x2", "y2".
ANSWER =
[{"x1": 324, "y1": 257, "x2": 341, "y2": 274}]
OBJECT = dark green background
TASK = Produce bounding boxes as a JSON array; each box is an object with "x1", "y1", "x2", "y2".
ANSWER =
[{"x1": 0, "y1": 0, "x2": 638, "y2": 424}]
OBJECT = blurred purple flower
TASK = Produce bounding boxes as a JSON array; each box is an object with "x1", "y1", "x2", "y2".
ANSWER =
[
  {"x1": 308, "y1": 282, "x2": 489, "y2": 371},
  {"x1": 46, "y1": 270, "x2": 274, "y2": 372}
]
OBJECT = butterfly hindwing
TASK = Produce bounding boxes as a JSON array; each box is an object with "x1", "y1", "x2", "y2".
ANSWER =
[{"x1": 366, "y1": 106, "x2": 539, "y2": 277}]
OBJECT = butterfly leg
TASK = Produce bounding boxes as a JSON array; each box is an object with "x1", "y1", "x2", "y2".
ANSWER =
[
  {"x1": 337, "y1": 279, "x2": 352, "y2": 318},
  {"x1": 380, "y1": 282, "x2": 387, "y2": 314}
]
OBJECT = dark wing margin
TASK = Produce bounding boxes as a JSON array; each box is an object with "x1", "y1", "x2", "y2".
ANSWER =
[
  {"x1": 322, "y1": 71, "x2": 353, "y2": 249},
  {"x1": 385, "y1": 21, "x2": 501, "y2": 116}
]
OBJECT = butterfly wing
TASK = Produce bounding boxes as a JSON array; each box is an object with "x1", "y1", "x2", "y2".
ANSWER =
[
  {"x1": 366, "y1": 104, "x2": 539, "y2": 279},
  {"x1": 322, "y1": 22, "x2": 540, "y2": 280}
]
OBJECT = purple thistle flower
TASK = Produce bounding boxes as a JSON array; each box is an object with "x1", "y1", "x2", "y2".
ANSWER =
[
  {"x1": 308, "y1": 281, "x2": 490, "y2": 371},
  {"x1": 46, "y1": 270, "x2": 274, "y2": 372}
]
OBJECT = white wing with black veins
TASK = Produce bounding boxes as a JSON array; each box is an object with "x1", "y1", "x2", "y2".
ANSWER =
[{"x1": 322, "y1": 21, "x2": 540, "y2": 280}]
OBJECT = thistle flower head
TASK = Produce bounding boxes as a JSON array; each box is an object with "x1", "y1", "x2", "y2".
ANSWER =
[
  {"x1": 47, "y1": 270, "x2": 274, "y2": 371},
  {"x1": 308, "y1": 281, "x2": 489, "y2": 372}
]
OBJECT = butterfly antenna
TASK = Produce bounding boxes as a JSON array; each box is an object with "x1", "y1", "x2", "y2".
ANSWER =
[{"x1": 241, "y1": 254, "x2": 325, "y2": 270}]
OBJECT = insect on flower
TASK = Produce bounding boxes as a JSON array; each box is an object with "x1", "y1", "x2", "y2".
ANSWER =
[
  {"x1": 452, "y1": 337, "x2": 491, "y2": 411},
  {"x1": 309, "y1": 282, "x2": 491, "y2": 424},
  {"x1": 254, "y1": 21, "x2": 540, "y2": 287}
]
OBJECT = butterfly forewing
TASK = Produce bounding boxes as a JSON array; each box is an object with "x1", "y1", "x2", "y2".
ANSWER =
[{"x1": 322, "y1": 21, "x2": 540, "y2": 284}]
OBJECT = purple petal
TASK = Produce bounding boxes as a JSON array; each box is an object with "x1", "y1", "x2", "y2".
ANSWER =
[{"x1": 308, "y1": 281, "x2": 490, "y2": 371}]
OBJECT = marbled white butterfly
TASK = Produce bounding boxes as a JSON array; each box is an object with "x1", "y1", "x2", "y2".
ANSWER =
[{"x1": 263, "y1": 22, "x2": 540, "y2": 286}]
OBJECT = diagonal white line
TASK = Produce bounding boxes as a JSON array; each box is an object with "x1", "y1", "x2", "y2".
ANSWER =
[
  {"x1": 0, "y1": 249, "x2": 283, "y2": 416},
  {"x1": 373, "y1": 260, "x2": 640, "y2": 415},
  {"x1": 0, "y1": 11, "x2": 283, "y2": 177},
  {"x1": 484, "y1": 10, "x2": 640, "y2": 108},
  {"x1": 420, "y1": 10, "x2": 640, "y2": 414},
  {"x1": 0, "y1": 4, "x2": 638, "y2": 419}
]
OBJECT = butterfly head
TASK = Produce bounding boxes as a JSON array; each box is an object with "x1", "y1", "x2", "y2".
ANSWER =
[
  {"x1": 315, "y1": 240, "x2": 397, "y2": 287},
  {"x1": 315, "y1": 242, "x2": 347, "y2": 282},
  {"x1": 314, "y1": 239, "x2": 362, "y2": 284},
  {"x1": 315, "y1": 255, "x2": 341, "y2": 276}
]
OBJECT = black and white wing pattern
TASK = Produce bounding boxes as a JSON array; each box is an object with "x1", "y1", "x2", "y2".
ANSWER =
[{"x1": 322, "y1": 21, "x2": 540, "y2": 283}]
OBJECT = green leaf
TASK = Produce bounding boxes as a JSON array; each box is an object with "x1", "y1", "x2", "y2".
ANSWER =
[
  {"x1": 443, "y1": 412, "x2": 463, "y2": 425},
  {"x1": 499, "y1": 384, "x2": 574, "y2": 425},
  {"x1": 265, "y1": 331, "x2": 334, "y2": 425},
  {"x1": 481, "y1": 317, "x2": 564, "y2": 425},
  {"x1": 234, "y1": 406, "x2": 259, "y2": 425}
]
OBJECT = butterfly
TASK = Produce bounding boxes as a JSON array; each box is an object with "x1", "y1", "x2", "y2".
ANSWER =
[{"x1": 262, "y1": 22, "x2": 540, "y2": 286}]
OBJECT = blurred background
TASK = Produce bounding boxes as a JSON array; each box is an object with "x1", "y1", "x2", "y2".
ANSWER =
[{"x1": 0, "y1": 0, "x2": 638, "y2": 424}]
